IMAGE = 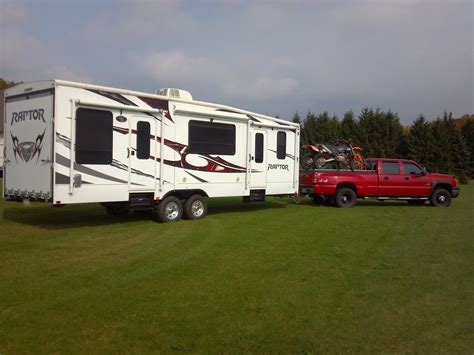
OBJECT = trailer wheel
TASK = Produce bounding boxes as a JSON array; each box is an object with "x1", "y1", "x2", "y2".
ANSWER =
[
  {"x1": 183, "y1": 195, "x2": 208, "y2": 220},
  {"x1": 105, "y1": 203, "x2": 129, "y2": 216},
  {"x1": 335, "y1": 188, "x2": 357, "y2": 208},
  {"x1": 155, "y1": 196, "x2": 183, "y2": 222},
  {"x1": 430, "y1": 188, "x2": 451, "y2": 207}
]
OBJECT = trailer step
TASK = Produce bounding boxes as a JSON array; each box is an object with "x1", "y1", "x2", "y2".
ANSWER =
[
  {"x1": 129, "y1": 193, "x2": 154, "y2": 211},
  {"x1": 243, "y1": 189, "x2": 266, "y2": 203}
]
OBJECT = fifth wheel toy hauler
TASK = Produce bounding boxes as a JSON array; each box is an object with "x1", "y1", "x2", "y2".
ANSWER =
[{"x1": 3, "y1": 80, "x2": 300, "y2": 222}]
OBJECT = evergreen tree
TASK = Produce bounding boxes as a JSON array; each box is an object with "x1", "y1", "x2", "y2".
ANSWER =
[
  {"x1": 450, "y1": 125, "x2": 470, "y2": 179},
  {"x1": 300, "y1": 111, "x2": 317, "y2": 145},
  {"x1": 408, "y1": 114, "x2": 436, "y2": 170},
  {"x1": 461, "y1": 118, "x2": 474, "y2": 177},
  {"x1": 292, "y1": 111, "x2": 301, "y2": 124},
  {"x1": 340, "y1": 111, "x2": 359, "y2": 142}
]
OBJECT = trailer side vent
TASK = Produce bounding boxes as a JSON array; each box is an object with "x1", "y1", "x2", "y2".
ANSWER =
[{"x1": 156, "y1": 88, "x2": 193, "y2": 100}]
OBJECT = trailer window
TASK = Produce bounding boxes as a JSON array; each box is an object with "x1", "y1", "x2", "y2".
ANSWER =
[
  {"x1": 277, "y1": 131, "x2": 286, "y2": 159},
  {"x1": 188, "y1": 120, "x2": 235, "y2": 155},
  {"x1": 137, "y1": 121, "x2": 151, "y2": 160},
  {"x1": 75, "y1": 108, "x2": 113, "y2": 164},
  {"x1": 255, "y1": 133, "x2": 264, "y2": 163},
  {"x1": 382, "y1": 161, "x2": 400, "y2": 174}
]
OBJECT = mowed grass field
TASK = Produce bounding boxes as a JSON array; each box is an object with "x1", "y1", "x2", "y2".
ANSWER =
[{"x1": 1, "y1": 181, "x2": 473, "y2": 353}]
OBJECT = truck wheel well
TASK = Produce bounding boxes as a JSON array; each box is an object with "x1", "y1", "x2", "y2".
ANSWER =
[
  {"x1": 432, "y1": 183, "x2": 452, "y2": 194},
  {"x1": 162, "y1": 189, "x2": 209, "y2": 201},
  {"x1": 336, "y1": 183, "x2": 357, "y2": 195}
]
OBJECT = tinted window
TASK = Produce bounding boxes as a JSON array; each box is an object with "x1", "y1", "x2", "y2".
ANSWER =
[
  {"x1": 188, "y1": 120, "x2": 235, "y2": 155},
  {"x1": 403, "y1": 162, "x2": 422, "y2": 175},
  {"x1": 137, "y1": 121, "x2": 150, "y2": 159},
  {"x1": 255, "y1": 133, "x2": 264, "y2": 163},
  {"x1": 366, "y1": 160, "x2": 377, "y2": 171},
  {"x1": 76, "y1": 108, "x2": 113, "y2": 164},
  {"x1": 382, "y1": 161, "x2": 400, "y2": 174},
  {"x1": 277, "y1": 131, "x2": 286, "y2": 159}
]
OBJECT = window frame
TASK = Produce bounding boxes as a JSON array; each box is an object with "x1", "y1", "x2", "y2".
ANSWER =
[
  {"x1": 382, "y1": 161, "x2": 401, "y2": 175},
  {"x1": 136, "y1": 121, "x2": 151, "y2": 160},
  {"x1": 188, "y1": 120, "x2": 236, "y2": 156},
  {"x1": 255, "y1": 133, "x2": 264, "y2": 163},
  {"x1": 403, "y1": 162, "x2": 423, "y2": 175},
  {"x1": 75, "y1": 108, "x2": 113, "y2": 165},
  {"x1": 276, "y1": 131, "x2": 286, "y2": 160}
]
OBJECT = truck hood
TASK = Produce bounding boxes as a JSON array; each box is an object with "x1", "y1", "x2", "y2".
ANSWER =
[{"x1": 429, "y1": 172, "x2": 456, "y2": 184}]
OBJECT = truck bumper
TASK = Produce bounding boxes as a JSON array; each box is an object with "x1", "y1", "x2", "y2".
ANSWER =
[
  {"x1": 452, "y1": 187, "x2": 460, "y2": 198},
  {"x1": 299, "y1": 184, "x2": 336, "y2": 196}
]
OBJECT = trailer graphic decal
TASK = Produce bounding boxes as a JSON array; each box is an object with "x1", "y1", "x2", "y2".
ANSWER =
[
  {"x1": 87, "y1": 89, "x2": 138, "y2": 107},
  {"x1": 11, "y1": 130, "x2": 46, "y2": 163},
  {"x1": 112, "y1": 126, "x2": 249, "y2": 173},
  {"x1": 137, "y1": 96, "x2": 174, "y2": 122}
]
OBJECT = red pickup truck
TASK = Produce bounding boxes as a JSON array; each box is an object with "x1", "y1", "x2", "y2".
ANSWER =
[{"x1": 299, "y1": 158, "x2": 460, "y2": 207}]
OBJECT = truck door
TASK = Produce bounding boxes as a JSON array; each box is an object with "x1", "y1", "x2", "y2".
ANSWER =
[
  {"x1": 129, "y1": 115, "x2": 157, "y2": 191},
  {"x1": 4, "y1": 89, "x2": 54, "y2": 200},
  {"x1": 401, "y1": 162, "x2": 431, "y2": 197},
  {"x1": 250, "y1": 130, "x2": 267, "y2": 188},
  {"x1": 378, "y1": 160, "x2": 404, "y2": 196}
]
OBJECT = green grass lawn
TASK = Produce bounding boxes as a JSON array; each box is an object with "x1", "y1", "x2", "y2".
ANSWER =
[{"x1": 1, "y1": 182, "x2": 473, "y2": 353}]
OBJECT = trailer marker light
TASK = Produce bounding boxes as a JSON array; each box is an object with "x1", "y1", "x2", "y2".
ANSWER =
[{"x1": 55, "y1": 201, "x2": 61, "y2": 204}]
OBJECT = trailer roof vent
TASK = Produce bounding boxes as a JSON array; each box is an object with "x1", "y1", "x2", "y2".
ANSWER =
[{"x1": 156, "y1": 88, "x2": 193, "y2": 100}]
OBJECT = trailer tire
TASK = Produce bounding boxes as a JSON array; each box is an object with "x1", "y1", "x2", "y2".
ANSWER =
[
  {"x1": 155, "y1": 196, "x2": 183, "y2": 222},
  {"x1": 184, "y1": 195, "x2": 208, "y2": 220},
  {"x1": 430, "y1": 188, "x2": 451, "y2": 207},
  {"x1": 335, "y1": 188, "x2": 357, "y2": 208}
]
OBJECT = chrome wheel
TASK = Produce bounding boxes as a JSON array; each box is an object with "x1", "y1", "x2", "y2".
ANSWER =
[
  {"x1": 191, "y1": 200, "x2": 205, "y2": 217},
  {"x1": 184, "y1": 195, "x2": 208, "y2": 220},
  {"x1": 165, "y1": 202, "x2": 180, "y2": 220}
]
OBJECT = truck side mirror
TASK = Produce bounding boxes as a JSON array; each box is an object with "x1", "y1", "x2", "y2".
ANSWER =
[{"x1": 421, "y1": 167, "x2": 427, "y2": 176}]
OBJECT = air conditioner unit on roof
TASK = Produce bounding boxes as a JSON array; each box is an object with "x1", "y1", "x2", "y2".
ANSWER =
[{"x1": 156, "y1": 88, "x2": 193, "y2": 100}]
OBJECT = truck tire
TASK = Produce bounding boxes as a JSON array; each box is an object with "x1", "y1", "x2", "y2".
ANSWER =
[
  {"x1": 430, "y1": 188, "x2": 452, "y2": 207},
  {"x1": 335, "y1": 188, "x2": 357, "y2": 208},
  {"x1": 155, "y1": 196, "x2": 183, "y2": 222},
  {"x1": 183, "y1": 195, "x2": 207, "y2": 220}
]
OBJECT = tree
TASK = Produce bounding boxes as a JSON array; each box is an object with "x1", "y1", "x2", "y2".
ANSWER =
[
  {"x1": 340, "y1": 111, "x2": 359, "y2": 142},
  {"x1": 408, "y1": 114, "x2": 436, "y2": 169},
  {"x1": 292, "y1": 111, "x2": 301, "y2": 124},
  {"x1": 0, "y1": 79, "x2": 20, "y2": 90},
  {"x1": 461, "y1": 118, "x2": 474, "y2": 177}
]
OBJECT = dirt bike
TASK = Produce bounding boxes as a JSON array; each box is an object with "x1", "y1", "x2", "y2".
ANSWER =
[{"x1": 302, "y1": 139, "x2": 366, "y2": 171}]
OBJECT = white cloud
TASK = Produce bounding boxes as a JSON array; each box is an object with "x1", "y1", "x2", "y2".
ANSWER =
[{"x1": 0, "y1": 0, "x2": 472, "y2": 122}]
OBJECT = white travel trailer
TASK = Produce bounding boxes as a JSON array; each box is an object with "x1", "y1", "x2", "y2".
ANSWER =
[{"x1": 3, "y1": 80, "x2": 300, "y2": 222}]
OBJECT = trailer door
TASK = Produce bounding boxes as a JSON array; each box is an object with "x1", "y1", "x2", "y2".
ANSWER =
[
  {"x1": 4, "y1": 90, "x2": 54, "y2": 200},
  {"x1": 250, "y1": 130, "x2": 267, "y2": 188},
  {"x1": 129, "y1": 115, "x2": 157, "y2": 191}
]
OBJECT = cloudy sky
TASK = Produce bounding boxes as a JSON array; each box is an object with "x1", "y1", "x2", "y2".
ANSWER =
[{"x1": 0, "y1": 0, "x2": 472, "y2": 123}]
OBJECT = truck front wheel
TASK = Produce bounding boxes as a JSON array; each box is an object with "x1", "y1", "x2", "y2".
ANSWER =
[
  {"x1": 335, "y1": 188, "x2": 357, "y2": 208},
  {"x1": 430, "y1": 188, "x2": 452, "y2": 207}
]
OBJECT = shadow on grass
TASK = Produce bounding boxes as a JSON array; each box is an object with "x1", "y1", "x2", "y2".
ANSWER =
[
  {"x1": 207, "y1": 198, "x2": 286, "y2": 216},
  {"x1": 306, "y1": 199, "x2": 432, "y2": 208},
  {"x1": 2, "y1": 198, "x2": 287, "y2": 230}
]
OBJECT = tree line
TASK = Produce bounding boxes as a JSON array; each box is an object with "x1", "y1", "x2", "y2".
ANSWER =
[{"x1": 292, "y1": 109, "x2": 473, "y2": 183}]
